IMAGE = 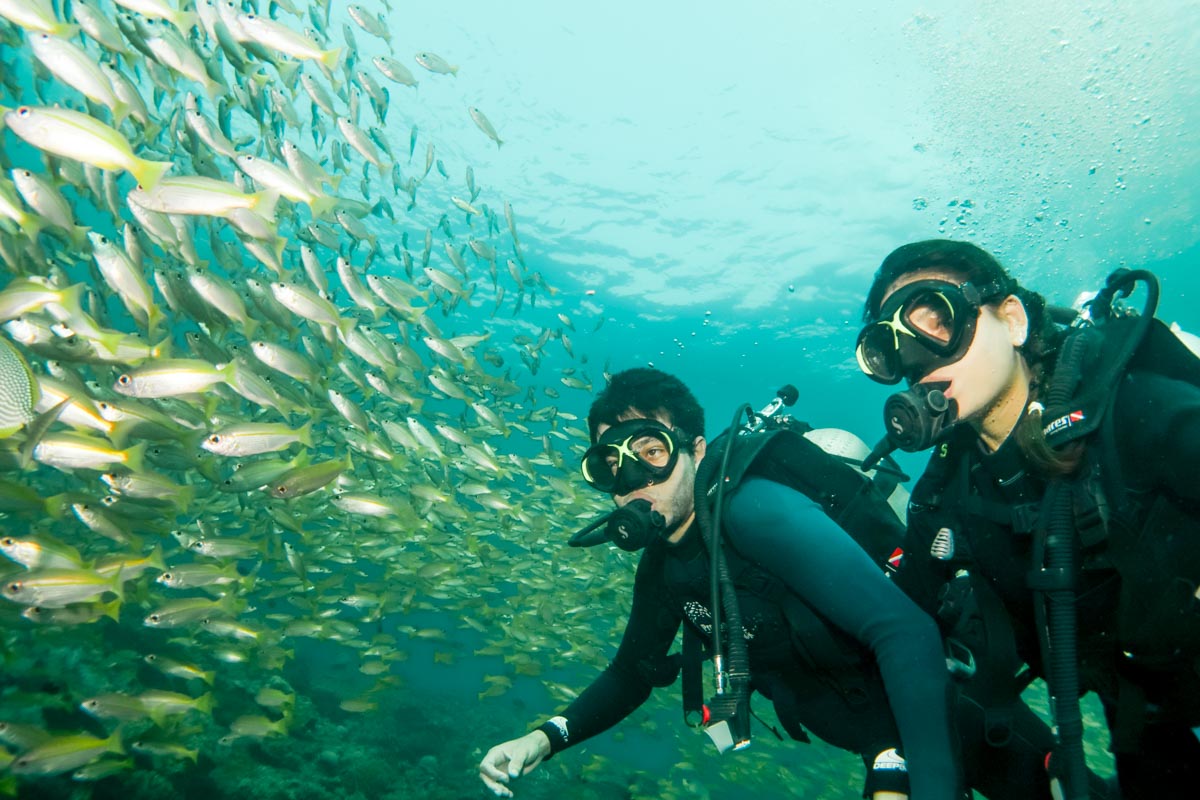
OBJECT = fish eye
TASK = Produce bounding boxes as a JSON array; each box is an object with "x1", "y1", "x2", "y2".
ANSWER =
[
  {"x1": 146, "y1": 654, "x2": 157, "y2": 662},
  {"x1": 148, "y1": 614, "x2": 160, "y2": 623},
  {"x1": 7, "y1": 582, "x2": 21, "y2": 593},
  {"x1": 208, "y1": 435, "x2": 220, "y2": 444},
  {"x1": 117, "y1": 374, "x2": 131, "y2": 385},
  {"x1": 17, "y1": 107, "x2": 30, "y2": 117},
  {"x1": 276, "y1": 486, "x2": 287, "y2": 494},
  {"x1": 1, "y1": 538, "x2": 12, "y2": 546}
]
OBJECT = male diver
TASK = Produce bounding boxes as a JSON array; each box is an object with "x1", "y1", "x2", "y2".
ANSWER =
[{"x1": 478, "y1": 368, "x2": 961, "y2": 799}]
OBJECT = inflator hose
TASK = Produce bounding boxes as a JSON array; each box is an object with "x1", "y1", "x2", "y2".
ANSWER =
[
  {"x1": 1037, "y1": 268, "x2": 1159, "y2": 800},
  {"x1": 693, "y1": 409, "x2": 753, "y2": 732},
  {"x1": 1036, "y1": 326, "x2": 1091, "y2": 800}
]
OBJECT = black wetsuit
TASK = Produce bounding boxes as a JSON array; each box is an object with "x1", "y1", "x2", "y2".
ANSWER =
[
  {"x1": 537, "y1": 477, "x2": 961, "y2": 799},
  {"x1": 899, "y1": 370, "x2": 1200, "y2": 799}
]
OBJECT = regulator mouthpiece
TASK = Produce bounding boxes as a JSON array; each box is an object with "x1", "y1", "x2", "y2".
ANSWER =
[
  {"x1": 605, "y1": 499, "x2": 666, "y2": 552},
  {"x1": 882, "y1": 381, "x2": 959, "y2": 452}
]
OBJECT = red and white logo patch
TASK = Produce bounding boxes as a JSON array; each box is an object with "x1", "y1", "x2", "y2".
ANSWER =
[{"x1": 886, "y1": 547, "x2": 904, "y2": 571}]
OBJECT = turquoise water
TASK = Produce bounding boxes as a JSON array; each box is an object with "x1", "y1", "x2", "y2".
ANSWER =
[{"x1": 0, "y1": 0, "x2": 1197, "y2": 798}]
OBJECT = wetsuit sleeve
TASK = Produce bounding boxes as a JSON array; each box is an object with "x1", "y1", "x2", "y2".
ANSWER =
[
  {"x1": 723, "y1": 477, "x2": 961, "y2": 800},
  {"x1": 535, "y1": 543, "x2": 682, "y2": 754},
  {"x1": 1114, "y1": 370, "x2": 1200, "y2": 503}
]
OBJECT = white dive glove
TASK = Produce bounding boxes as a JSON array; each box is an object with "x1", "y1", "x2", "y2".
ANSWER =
[{"x1": 478, "y1": 730, "x2": 552, "y2": 797}]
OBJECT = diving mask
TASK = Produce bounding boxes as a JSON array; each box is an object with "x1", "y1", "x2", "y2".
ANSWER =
[
  {"x1": 856, "y1": 277, "x2": 1016, "y2": 385},
  {"x1": 581, "y1": 419, "x2": 684, "y2": 496}
]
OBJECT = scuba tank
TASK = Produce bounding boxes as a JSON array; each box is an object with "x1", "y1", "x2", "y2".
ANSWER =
[{"x1": 804, "y1": 427, "x2": 911, "y2": 521}]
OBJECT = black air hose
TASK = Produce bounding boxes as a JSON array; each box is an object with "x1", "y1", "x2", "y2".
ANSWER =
[
  {"x1": 693, "y1": 411, "x2": 753, "y2": 729},
  {"x1": 1034, "y1": 324, "x2": 1091, "y2": 800}
]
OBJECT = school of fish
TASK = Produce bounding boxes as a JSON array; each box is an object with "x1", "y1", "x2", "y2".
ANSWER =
[{"x1": 0, "y1": 0, "x2": 624, "y2": 790}]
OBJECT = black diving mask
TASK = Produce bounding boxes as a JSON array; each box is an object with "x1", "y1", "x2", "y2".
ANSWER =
[
  {"x1": 856, "y1": 277, "x2": 1016, "y2": 385},
  {"x1": 581, "y1": 419, "x2": 684, "y2": 496}
]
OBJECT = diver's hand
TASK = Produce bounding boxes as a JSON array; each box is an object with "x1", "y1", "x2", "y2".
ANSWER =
[{"x1": 479, "y1": 731, "x2": 551, "y2": 797}]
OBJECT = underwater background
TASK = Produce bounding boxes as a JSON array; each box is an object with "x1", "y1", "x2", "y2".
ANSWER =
[{"x1": 0, "y1": 0, "x2": 1198, "y2": 798}]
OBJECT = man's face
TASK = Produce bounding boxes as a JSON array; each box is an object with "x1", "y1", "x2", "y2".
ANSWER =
[{"x1": 594, "y1": 409, "x2": 706, "y2": 538}]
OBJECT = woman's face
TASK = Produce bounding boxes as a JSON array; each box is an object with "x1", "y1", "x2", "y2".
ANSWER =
[{"x1": 880, "y1": 269, "x2": 1029, "y2": 423}]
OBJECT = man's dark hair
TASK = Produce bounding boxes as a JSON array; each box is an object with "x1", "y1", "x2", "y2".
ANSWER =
[{"x1": 587, "y1": 368, "x2": 705, "y2": 446}]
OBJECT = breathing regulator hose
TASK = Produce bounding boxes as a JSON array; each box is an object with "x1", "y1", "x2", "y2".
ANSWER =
[
  {"x1": 692, "y1": 404, "x2": 754, "y2": 752},
  {"x1": 1036, "y1": 268, "x2": 1159, "y2": 799}
]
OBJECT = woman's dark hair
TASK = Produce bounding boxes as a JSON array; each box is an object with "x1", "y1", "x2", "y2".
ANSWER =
[
  {"x1": 863, "y1": 239, "x2": 1082, "y2": 476},
  {"x1": 587, "y1": 368, "x2": 705, "y2": 449}
]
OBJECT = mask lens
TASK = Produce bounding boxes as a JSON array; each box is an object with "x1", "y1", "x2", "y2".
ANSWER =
[
  {"x1": 580, "y1": 422, "x2": 679, "y2": 494},
  {"x1": 902, "y1": 291, "x2": 956, "y2": 344},
  {"x1": 856, "y1": 323, "x2": 903, "y2": 384}
]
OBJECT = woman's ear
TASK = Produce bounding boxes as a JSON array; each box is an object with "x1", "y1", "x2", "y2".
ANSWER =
[{"x1": 1000, "y1": 295, "x2": 1029, "y2": 347}]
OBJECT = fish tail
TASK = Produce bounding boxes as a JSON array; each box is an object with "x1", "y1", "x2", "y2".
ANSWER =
[
  {"x1": 319, "y1": 47, "x2": 343, "y2": 71},
  {"x1": 101, "y1": 597, "x2": 122, "y2": 623},
  {"x1": 195, "y1": 691, "x2": 214, "y2": 715},
  {"x1": 253, "y1": 189, "x2": 281, "y2": 223},
  {"x1": 309, "y1": 194, "x2": 338, "y2": 219},
  {"x1": 174, "y1": 10, "x2": 199, "y2": 34},
  {"x1": 123, "y1": 441, "x2": 148, "y2": 474},
  {"x1": 336, "y1": 316, "x2": 357, "y2": 340},
  {"x1": 298, "y1": 420, "x2": 314, "y2": 448},
  {"x1": 109, "y1": 565, "x2": 126, "y2": 603},
  {"x1": 112, "y1": 100, "x2": 131, "y2": 129},
  {"x1": 274, "y1": 60, "x2": 300, "y2": 89},
  {"x1": 105, "y1": 724, "x2": 126, "y2": 754},
  {"x1": 19, "y1": 213, "x2": 45, "y2": 242},
  {"x1": 70, "y1": 225, "x2": 92, "y2": 251},
  {"x1": 43, "y1": 492, "x2": 72, "y2": 519},
  {"x1": 146, "y1": 542, "x2": 167, "y2": 573},
  {"x1": 132, "y1": 158, "x2": 173, "y2": 191},
  {"x1": 107, "y1": 420, "x2": 135, "y2": 450},
  {"x1": 176, "y1": 484, "x2": 195, "y2": 514}
]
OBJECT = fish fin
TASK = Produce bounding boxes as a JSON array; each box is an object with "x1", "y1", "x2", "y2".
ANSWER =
[
  {"x1": 112, "y1": 100, "x2": 130, "y2": 129},
  {"x1": 132, "y1": 158, "x2": 173, "y2": 190},
  {"x1": 175, "y1": 10, "x2": 199, "y2": 34},
  {"x1": 253, "y1": 190, "x2": 281, "y2": 223},
  {"x1": 123, "y1": 441, "x2": 147, "y2": 474},
  {"x1": 309, "y1": 194, "x2": 338, "y2": 219},
  {"x1": 146, "y1": 542, "x2": 166, "y2": 573},
  {"x1": 195, "y1": 692, "x2": 214, "y2": 715},
  {"x1": 319, "y1": 47, "x2": 343, "y2": 71},
  {"x1": 176, "y1": 484, "x2": 196, "y2": 514},
  {"x1": 44, "y1": 493, "x2": 71, "y2": 519},
  {"x1": 298, "y1": 420, "x2": 314, "y2": 448},
  {"x1": 101, "y1": 597, "x2": 122, "y2": 623},
  {"x1": 109, "y1": 564, "x2": 125, "y2": 603},
  {"x1": 107, "y1": 421, "x2": 136, "y2": 450},
  {"x1": 273, "y1": 60, "x2": 300, "y2": 89},
  {"x1": 18, "y1": 397, "x2": 68, "y2": 471}
]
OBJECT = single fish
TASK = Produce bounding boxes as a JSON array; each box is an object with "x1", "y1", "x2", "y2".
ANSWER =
[
  {"x1": 3, "y1": 106, "x2": 171, "y2": 189},
  {"x1": 414, "y1": 51, "x2": 458, "y2": 76},
  {"x1": 468, "y1": 107, "x2": 503, "y2": 148}
]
